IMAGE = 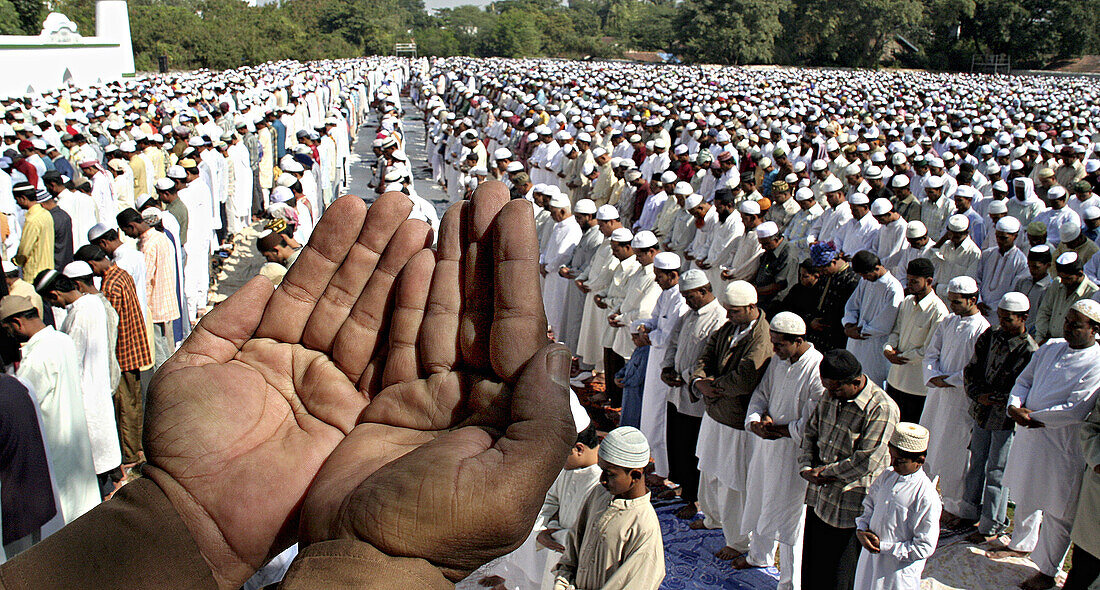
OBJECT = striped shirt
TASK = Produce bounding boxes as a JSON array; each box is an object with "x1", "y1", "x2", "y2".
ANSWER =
[
  {"x1": 798, "y1": 380, "x2": 899, "y2": 528},
  {"x1": 138, "y1": 228, "x2": 180, "y2": 324},
  {"x1": 102, "y1": 264, "x2": 152, "y2": 371}
]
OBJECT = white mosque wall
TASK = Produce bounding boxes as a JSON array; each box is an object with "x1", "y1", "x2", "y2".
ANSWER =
[{"x1": 0, "y1": 0, "x2": 135, "y2": 96}]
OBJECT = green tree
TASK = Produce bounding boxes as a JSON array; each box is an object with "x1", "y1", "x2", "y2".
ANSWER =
[
  {"x1": 11, "y1": 0, "x2": 44, "y2": 34},
  {"x1": 677, "y1": 0, "x2": 786, "y2": 64},
  {"x1": 414, "y1": 26, "x2": 459, "y2": 56},
  {"x1": 479, "y1": 7, "x2": 545, "y2": 57},
  {"x1": 781, "y1": 0, "x2": 922, "y2": 67},
  {"x1": 0, "y1": 0, "x2": 24, "y2": 34}
]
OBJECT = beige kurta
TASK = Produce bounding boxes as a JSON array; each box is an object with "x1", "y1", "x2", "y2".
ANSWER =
[{"x1": 554, "y1": 488, "x2": 665, "y2": 590}]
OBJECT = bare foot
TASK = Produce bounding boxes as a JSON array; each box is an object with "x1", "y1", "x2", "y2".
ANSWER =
[
  {"x1": 965, "y1": 531, "x2": 999, "y2": 545},
  {"x1": 987, "y1": 548, "x2": 1030, "y2": 559},
  {"x1": 478, "y1": 575, "x2": 505, "y2": 587},
  {"x1": 645, "y1": 473, "x2": 667, "y2": 487},
  {"x1": 1018, "y1": 573, "x2": 1055, "y2": 590},
  {"x1": 676, "y1": 503, "x2": 698, "y2": 519},
  {"x1": 715, "y1": 546, "x2": 743, "y2": 560},
  {"x1": 688, "y1": 519, "x2": 711, "y2": 530},
  {"x1": 730, "y1": 555, "x2": 755, "y2": 569}
]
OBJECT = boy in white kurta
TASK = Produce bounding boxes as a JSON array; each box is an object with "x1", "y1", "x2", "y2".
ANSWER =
[
  {"x1": 854, "y1": 423, "x2": 941, "y2": 590},
  {"x1": 554, "y1": 427, "x2": 665, "y2": 590}
]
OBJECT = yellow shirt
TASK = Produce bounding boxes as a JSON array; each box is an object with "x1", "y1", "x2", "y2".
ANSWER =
[{"x1": 15, "y1": 204, "x2": 55, "y2": 283}]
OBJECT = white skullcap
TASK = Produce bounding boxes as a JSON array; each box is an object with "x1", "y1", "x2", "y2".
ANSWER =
[
  {"x1": 685, "y1": 194, "x2": 704, "y2": 210},
  {"x1": 282, "y1": 160, "x2": 304, "y2": 173},
  {"x1": 1057, "y1": 251, "x2": 1080, "y2": 266},
  {"x1": 924, "y1": 175, "x2": 945, "y2": 189},
  {"x1": 1085, "y1": 206, "x2": 1100, "y2": 221},
  {"x1": 724, "y1": 280, "x2": 758, "y2": 306},
  {"x1": 739, "y1": 200, "x2": 761, "y2": 215},
  {"x1": 811, "y1": 159, "x2": 829, "y2": 172},
  {"x1": 1061, "y1": 222, "x2": 1081, "y2": 242},
  {"x1": 890, "y1": 422, "x2": 929, "y2": 453},
  {"x1": 870, "y1": 198, "x2": 893, "y2": 216},
  {"x1": 794, "y1": 187, "x2": 815, "y2": 202},
  {"x1": 574, "y1": 199, "x2": 597, "y2": 215},
  {"x1": 754, "y1": 221, "x2": 779, "y2": 239},
  {"x1": 271, "y1": 186, "x2": 293, "y2": 204},
  {"x1": 679, "y1": 269, "x2": 709, "y2": 291},
  {"x1": 822, "y1": 177, "x2": 844, "y2": 193},
  {"x1": 598, "y1": 426, "x2": 651, "y2": 469},
  {"x1": 167, "y1": 165, "x2": 187, "y2": 180},
  {"x1": 506, "y1": 161, "x2": 524, "y2": 172},
  {"x1": 569, "y1": 391, "x2": 590, "y2": 433},
  {"x1": 631, "y1": 230, "x2": 658, "y2": 249},
  {"x1": 87, "y1": 223, "x2": 111, "y2": 242},
  {"x1": 993, "y1": 179, "x2": 1009, "y2": 192},
  {"x1": 996, "y1": 216, "x2": 1021, "y2": 234},
  {"x1": 673, "y1": 181, "x2": 693, "y2": 196},
  {"x1": 770, "y1": 311, "x2": 806, "y2": 336},
  {"x1": 277, "y1": 172, "x2": 297, "y2": 188},
  {"x1": 849, "y1": 193, "x2": 870, "y2": 206},
  {"x1": 155, "y1": 177, "x2": 176, "y2": 191},
  {"x1": 660, "y1": 170, "x2": 678, "y2": 184},
  {"x1": 596, "y1": 204, "x2": 619, "y2": 221},
  {"x1": 864, "y1": 166, "x2": 883, "y2": 180},
  {"x1": 947, "y1": 276, "x2": 978, "y2": 295},
  {"x1": 610, "y1": 228, "x2": 633, "y2": 242},
  {"x1": 987, "y1": 200, "x2": 1008, "y2": 215},
  {"x1": 946, "y1": 214, "x2": 970, "y2": 232},
  {"x1": 905, "y1": 220, "x2": 928, "y2": 239},
  {"x1": 890, "y1": 175, "x2": 910, "y2": 189},
  {"x1": 654, "y1": 251, "x2": 681, "y2": 270},
  {"x1": 62, "y1": 260, "x2": 94, "y2": 279},
  {"x1": 592, "y1": 147, "x2": 607, "y2": 158},
  {"x1": 493, "y1": 147, "x2": 511, "y2": 160},
  {"x1": 1070, "y1": 298, "x2": 1100, "y2": 324},
  {"x1": 1048, "y1": 186, "x2": 1068, "y2": 200},
  {"x1": 548, "y1": 194, "x2": 571, "y2": 209},
  {"x1": 998, "y1": 291, "x2": 1030, "y2": 312}
]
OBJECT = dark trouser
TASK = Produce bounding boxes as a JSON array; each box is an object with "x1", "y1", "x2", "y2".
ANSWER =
[
  {"x1": 886, "y1": 382, "x2": 926, "y2": 423},
  {"x1": 1064, "y1": 545, "x2": 1100, "y2": 590},
  {"x1": 215, "y1": 202, "x2": 228, "y2": 243},
  {"x1": 97, "y1": 466, "x2": 124, "y2": 498},
  {"x1": 802, "y1": 509, "x2": 860, "y2": 590},
  {"x1": 666, "y1": 403, "x2": 703, "y2": 503},
  {"x1": 252, "y1": 168, "x2": 264, "y2": 216},
  {"x1": 114, "y1": 369, "x2": 144, "y2": 465},
  {"x1": 603, "y1": 348, "x2": 625, "y2": 407}
]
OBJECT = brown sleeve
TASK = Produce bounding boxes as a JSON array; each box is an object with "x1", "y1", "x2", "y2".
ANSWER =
[
  {"x1": 0, "y1": 478, "x2": 217, "y2": 589},
  {"x1": 278, "y1": 540, "x2": 452, "y2": 589}
]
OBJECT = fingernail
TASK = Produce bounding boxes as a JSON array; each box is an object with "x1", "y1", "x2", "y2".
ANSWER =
[{"x1": 547, "y1": 348, "x2": 571, "y2": 391}]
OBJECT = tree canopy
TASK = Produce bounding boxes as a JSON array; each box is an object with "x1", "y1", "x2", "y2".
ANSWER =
[{"x1": 11, "y1": 0, "x2": 1100, "y2": 70}]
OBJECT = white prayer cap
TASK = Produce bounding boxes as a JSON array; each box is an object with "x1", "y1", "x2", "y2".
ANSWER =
[
  {"x1": 119, "y1": 140, "x2": 137, "y2": 152},
  {"x1": 946, "y1": 214, "x2": 970, "y2": 232},
  {"x1": 610, "y1": 228, "x2": 633, "y2": 242},
  {"x1": 660, "y1": 170, "x2": 678, "y2": 184},
  {"x1": 87, "y1": 223, "x2": 111, "y2": 242},
  {"x1": 725, "y1": 280, "x2": 757, "y2": 306},
  {"x1": 992, "y1": 179, "x2": 1009, "y2": 192},
  {"x1": 793, "y1": 187, "x2": 814, "y2": 202},
  {"x1": 574, "y1": 199, "x2": 597, "y2": 215},
  {"x1": 548, "y1": 194, "x2": 571, "y2": 209},
  {"x1": 155, "y1": 177, "x2": 175, "y2": 191},
  {"x1": 598, "y1": 426, "x2": 651, "y2": 469},
  {"x1": 673, "y1": 181, "x2": 693, "y2": 196},
  {"x1": 282, "y1": 160, "x2": 304, "y2": 173},
  {"x1": 62, "y1": 261, "x2": 94, "y2": 279},
  {"x1": 654, "y1": 251, "x2": 681, "y2": 270},
  {"x1": 1061, "y1": 222, "x2": 1082, "y2": 243},
  {"x1": 679, "y1": 269, "x2": 709, "y2": 291},
  {"x1": 822, "y1": 177, "x2": 843, "y2": 193},
  {"x1": 924, "y1": 175, "x2": 945, "y2": 189},
  {"x1": 187, "y1": 136, "x2": 205, "y2": 147},
  {"x1": 927, "y1": 157, "x2": 945, "y2": 168},
  {"x1": 1070, "y1": 298, "x2": 1100, "y2": 324},
  {"x1": 890, "y1": 423, "x2": 929, "y2": 453},
  {"x1": 493, "y1": 147, "x2": 511, "y2": 160},
  {"x1": 277, "y1": 173, "x2": 297, "y2": 188},
  {"x1": 167, "y1": 165, "x2": 187, "y2": 180},
  {"x1": 569, "y1": 391, "x2": 590, "y2": 433},
  {"x1": 631, "y1": 230, "x2": 658, "y2": 249},
  {"x1": 947, "y1": 276, "x2": 978, "y2": 295},
  {"x1": 870, "y1": 198, "x2": 893, "y2": 216},
  {"x1": 1087, "y1": 160, "x2": 1100, "y2": 174},
  {"x1": 996, "y1": 216, "x2": 1021, "y2": 234},
  {"x1": 653, "y1": 137, "x2": 669, "y2": 149},
  {"x1": 596, "y1": 204, "x2": 619, "y2": 221},
  {"x1": 673, "y1": 144, "x2": 688, "y2": 155},
  {"x1": 811, "y1": 159, "x2": 829, "y2": 172},
  {"x1": 685, "y1": 194, "x2": 704, "y2": 210},
  {"x1": 271, "y1": 186, "x2": 293, "y2": 204},
  {"x1": 849, "y1": 192, "x2": 870, "y2": 206},
  {"x1": 582, "y1": 161, "x2": 597, "y2": 176},
  {"x1": 998, "y1": 291, "x2": 1030, "y2": 313},
  {"x1": 555, "y1": 130, "x2": 571, "y2": 141},
  {"x1": 988, "y1": 200, "x2": 1009, "y2": 215},
  {"x1": 385, "y1": 182, "x2": 404, "y2": 193},
  {"x1": 739, "y1": 200, "x2": 761, "y2": 215},
  {"x1": 1085, "y1": 206, "x2": 1100, "y2": 221},
  {"x1": 506, "y1": 161, "x2": 524, "y2": 173},
  {"x1": 755, "y1": 221, "x2": 779, "y2": 239},
  {"x1": 770, "y1": 311, "x2": 806, "y2": 336},
  {"x1": 890, "y1": 175, "x2": 910, "y2": 189},
  {"x1": 954, "y1": 186, "x2": 978, "y2": 201},
  {"x1": 1048, "y1": 186, "x2": 1068, "y2": 201},
  {"x1": 864, "y1": 166, "x2": 883, "y2": 180},
  {"x1": 576, "y1": 132, "x2": 592, "y2": 143}
]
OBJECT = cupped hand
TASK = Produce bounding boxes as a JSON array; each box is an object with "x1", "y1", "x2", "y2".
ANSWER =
[
  {"x1": 143, "y1": 192, "x2": 432, "y2": 588},
  {"x1": 298, "y1": 182, "x2": 575, "y2": 580}
]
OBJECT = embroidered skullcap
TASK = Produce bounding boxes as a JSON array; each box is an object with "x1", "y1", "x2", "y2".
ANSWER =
[
  {"x1": 598, "y1": 426, "x2": 651, "y2": 469},
  {"x1": 890, "y1": 423, "x2": 929, "y2": 453},
  {"x1": 770, "y1": 311, "x2": 806, "y2": 336}
]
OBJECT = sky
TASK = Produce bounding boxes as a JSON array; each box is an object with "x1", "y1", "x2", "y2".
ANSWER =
[{"x1": 424, "y1": 0, "x2": 493, "y2": 10}]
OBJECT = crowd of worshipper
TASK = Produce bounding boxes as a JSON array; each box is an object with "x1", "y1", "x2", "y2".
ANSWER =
[
  {"x1": 411, "y1": 58, "x2": 1100, "y2": 590},
  {"x1": 0, "y1": 56, "x2": 415, "y2": 567}
]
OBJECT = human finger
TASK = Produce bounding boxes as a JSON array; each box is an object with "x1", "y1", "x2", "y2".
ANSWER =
[
  {"x1": 256, "y1": 195, "x2": 367, "y2": 343},
  {"x1": 382, "y1": 249, "x2": 435, "y2": 388},
  {"x1": 459, "y1": 182, "x2": 509, "y2": 370},
  {"x1": 420, "y1": 201, "x2": 466, "y2": 373},
  {"x1": 301, "y1": 192, "x2": 414, "y2": 353},
  {"x1": 489, "y1": 199, "x2": 548, "y2": 380}
]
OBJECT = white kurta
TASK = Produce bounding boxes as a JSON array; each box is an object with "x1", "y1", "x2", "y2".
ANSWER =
[
  {"x1": 576, "y1": 241, "x2": 618, "y2": 365},
  {"x1": 541, "y1": 216, "x2": 582, "y2": 341},
  {"x1": 919, "y1": 312, "x2": 989, "y2": 515},
  {"x1": 853, "y1": 468, "x2": 941, "y2": 590},
  {"x1": 977, "y1": 245, "x2": 1028, "y2": 321},
  {"x1": 836, "y1": 214, "x2": 881, "y2": 257},
  {"x1": 843, "y1": 273, "x2": 904, "y2": 387},
  {"x1": 60, "y1": 295, "x2": 122, "y2": 474},
  {"x1": 637, "y1": 286, "x2": 689, "y2": 478},
  {"x1": 15, "y1": 327, "x2": 100, "y2": 523},
  {"x1": 610, "y1": 263, "x2": 660, "y2": 359},
  {"x1": 742, "y1": 346, "x2": 824, "y2": 544},
  {"x1": 1005, "y1": 339, "x2": 1100, "y2": 520},
  {"x1": 536, "y1": 464, "x2": 603, "y2": 590}
]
